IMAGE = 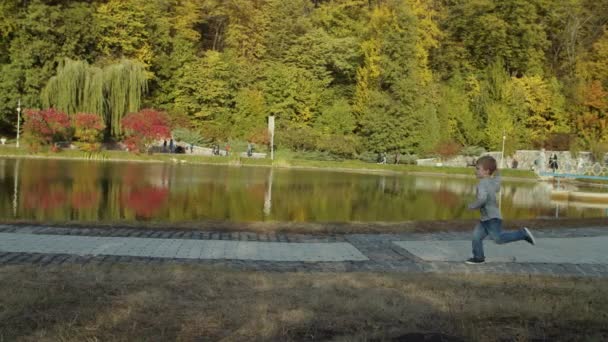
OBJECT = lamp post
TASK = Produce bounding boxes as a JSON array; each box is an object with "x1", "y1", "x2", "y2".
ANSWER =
[
  {"x1": 268, "y1": 115, "x2": 275, "y2": 161},
  {"x1": 16, "y1": 99, "x2": 21, "y2": 148},
  {"x1": 500, "y1": 129, "x2": 506, "y2": 169}
]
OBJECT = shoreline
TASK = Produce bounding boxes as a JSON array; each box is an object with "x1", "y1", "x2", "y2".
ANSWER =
[
  {"x1": 0, "y1": 149, "x2": 532, "y2": 179},
  {"x1": 3, "y1": 149, "x2": 606, "y2": 187},
  {"x1": 1, "y1": 217, "x2": 606, "y2": 235}
]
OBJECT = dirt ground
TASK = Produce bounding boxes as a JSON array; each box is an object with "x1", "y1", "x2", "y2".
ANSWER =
[{"x1": 1, "y1": 217, "x2": 607, "y2": 235}]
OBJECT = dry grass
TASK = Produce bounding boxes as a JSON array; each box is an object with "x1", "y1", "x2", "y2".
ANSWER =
[
  {"x1": 1, "y1": 264, "x2": 607, "y2": 341},
  {"x1": 1, "y1": 217, "x2": 607, "y2": 235}
]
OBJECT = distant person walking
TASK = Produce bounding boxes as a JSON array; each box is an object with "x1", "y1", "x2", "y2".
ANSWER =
[
  {"x1": 169, "y1": 139, "x2": 174, "y2": 153},
  {"x1": 549, "y1": 153, "x2": 559, "y2": 173},
  {"x1": 247, "y1": 143, "x2": 253, "y2": 157},
  {"x1": 466, "y1": 156, "x2": 536, "y2": 264}
]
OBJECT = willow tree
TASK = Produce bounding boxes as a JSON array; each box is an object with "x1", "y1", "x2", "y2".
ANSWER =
[{"x1": 41, "y1": 58, "x2": 147, "y2": 137}]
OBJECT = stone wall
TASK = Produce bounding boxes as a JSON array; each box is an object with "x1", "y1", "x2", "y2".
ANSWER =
[
  {"x1": 435, "y1": 150, "x2": 607, "y2": 170},
  {"x1": 499, "y1": 150, "x2": 603, "y2": 171}
]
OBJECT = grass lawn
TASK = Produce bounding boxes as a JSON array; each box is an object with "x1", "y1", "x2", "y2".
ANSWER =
[
  {"x1": 0, "y1": 145, "x2": 537, "y2": 179},
  {"x1": 0, "y1": 264, "x2": 606, "y2": 341}
]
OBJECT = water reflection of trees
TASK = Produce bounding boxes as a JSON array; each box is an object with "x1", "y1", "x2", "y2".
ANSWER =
[
  {"x1": 12, "y1": 160, "x2": 172, "y2": 220},
  {"x1": 0, "y1": 159, "x2": 604, "y2": 222}
]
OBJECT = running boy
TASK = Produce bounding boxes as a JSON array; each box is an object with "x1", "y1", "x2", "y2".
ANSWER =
[{"x1": 466, "y1": 156, "x2": 536, "y2": 264}]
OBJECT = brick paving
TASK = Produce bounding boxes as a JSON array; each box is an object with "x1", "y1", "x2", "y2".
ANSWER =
[{"x1": 0, "y1": 224, "x2": 607, "y2": 277}]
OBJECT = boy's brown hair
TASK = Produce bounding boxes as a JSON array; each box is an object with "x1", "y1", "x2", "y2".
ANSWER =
[{"x1": 476, "y1": 155, "x2": 497, "y2": 175}]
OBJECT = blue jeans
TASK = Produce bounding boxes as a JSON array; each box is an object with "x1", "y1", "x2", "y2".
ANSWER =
[{"x1": 472, "y1": 218, "x2": 527, "y2": 259}]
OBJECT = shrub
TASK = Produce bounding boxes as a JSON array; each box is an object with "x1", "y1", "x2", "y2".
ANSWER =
[
  {"x1": 395, "y1": 153, "x2": 418, "y2": 165},
  {"x1": 434, "y1": 140, "x2": 462, "y2": 160},
  {"x1": 121, "y1": 109, "x2": 171, "y2": 153},
  {"x1": 317, "y1": 134, "x2": 359, "y2": 158},
  {"x1": 73, "y1": 113, "x2": 105, "y2": 152},
  {"x1": 589, "y1": 141, "x2": 608, "y2": 164},
  {"x1": 172, "y1": 127, "x2": 206, "y2": 146},
  {"x1": 544, "y1": 133, "x2": 575, "y2": 151},
  {"x1": 357, "y1": 151, "x2": 379, "y2": 163},
  {"x1": 22, "y1": 108, "x2": 70, "y2": 152},
  {"x1": 294, "y1": 150, "x2": 345, "y2": 162},
  {"x1": 248, "y1": 128, "x2": 270, "y2": 146},
  {"x1": 461, "y1": 145, "x2": 486, "y2": 157},
  {"x1": 276, "y1": 126, "x2": 318, "y2": 151}
]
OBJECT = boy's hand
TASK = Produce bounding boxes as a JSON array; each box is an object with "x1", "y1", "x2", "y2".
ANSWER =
[{"x1": 468, "y1": 186, "x2": 487, "y2": 209}]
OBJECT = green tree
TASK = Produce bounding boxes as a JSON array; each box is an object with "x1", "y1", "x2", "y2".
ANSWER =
[
  {"x1": 436, "y1": 74, "x2": 480, "y2": 146},
  {"x1": 355, "y1": 1, "x2": 440, "y2": 154},
  {"x1": 94, "y1": 0, "x2": 153, "y2": 66},
  {"x1": 261, "y1": 63, "x2": 328, "y2": 126},
  {"x1": 435, "y1": 0, "x2": 550, "y2": 77},
  {"x1": 0, "y1": 1, "x2": 98, "y2": 131},
  {"x1": 224, "y1": 0, "x2": 270, "y2": 60},
  {"x1": 315, "y1": 98, "x2": 356, "y2": 135},
  {"x1": 232, "y1": 88, "x2": 268, "y2": 140},
  {"x1": 41, "y1": 59, "x2": 147, "y2": 137},
  {"x1": 148, "y1": 0, "x2": 203, "y2": 113},
  {"x1": 263, "y1": 0, "x2": 314, "y2": 61},
  {"x1": 173, "y1": 51, "x2": 239, "y2": 138},
  {"x1": 505, "y1": 75, "x2": 569, "y2": 144}
]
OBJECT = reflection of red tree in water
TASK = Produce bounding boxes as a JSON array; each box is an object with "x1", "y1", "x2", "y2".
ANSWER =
[
  {"x1": 432, "y1": 188, "x2": 460, "y2": 208},
  {"x1": 71, "y1": 191, "x2": 100, "y2": 209},
  {"x1": 123, "y1": 164, "x2": 144, "y2": 186},
  {"x1": 22, "y1": 186, "x2": 67, "y2": 210},
  {"x1": 123, "y1": 187, "x2": 169, "y2": 218}
]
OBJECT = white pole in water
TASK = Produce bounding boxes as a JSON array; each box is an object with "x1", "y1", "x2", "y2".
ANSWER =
[
  {"x1": 263, "y1": 168, "x2": 273, "y2": 216},
  {"x1": 13, "y1": 159, "x2": 20, "y2": 218}
]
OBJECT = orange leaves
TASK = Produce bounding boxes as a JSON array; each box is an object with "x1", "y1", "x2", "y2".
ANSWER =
[{"x1": 582, "y1": 80, "x2": 608, "y2": 112}]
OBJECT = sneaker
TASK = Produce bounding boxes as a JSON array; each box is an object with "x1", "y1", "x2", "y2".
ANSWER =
[
  {"x1": 523, "y1": 227, "x2": 536, "y2": 245},
  {"x1": 465, "y1": 257, "x2": 485, "y2": 264}
]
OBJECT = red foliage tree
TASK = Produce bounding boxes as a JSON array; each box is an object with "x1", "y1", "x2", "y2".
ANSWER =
[
  {"x1": 73, "y1": 113, "x2": 105, "y2": 152},
  {"x1": 121, "y1": 108, "x2": 171, "y2": 153},
  {"x1": 22, "y1": 108, "x2": 70, "y2": 151},
  {"x1": 434, "y1": 140, "x2": 462, "y2": 161},
  {"x1": 248, "y1": 127, "x2": 270, "y2": 145}
]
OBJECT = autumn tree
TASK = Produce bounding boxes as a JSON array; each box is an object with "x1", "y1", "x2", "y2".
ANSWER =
[
  {"x1": 73, "y1": 113, "x2": 105, "y2": 152},
  {"x1": 22, "y1": 108, "x2": 71, "y2": 151},
  {"x1": 121, "y1": 109, "x2": 171, "y2": 153}
]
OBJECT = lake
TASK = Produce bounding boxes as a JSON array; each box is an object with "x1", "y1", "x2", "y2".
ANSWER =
[{"x1": 0, "y1": 158, "x2": 604, "y2": 223}]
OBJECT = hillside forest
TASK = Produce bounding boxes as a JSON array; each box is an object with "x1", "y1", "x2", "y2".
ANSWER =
[{"x1": 1, "y1": 0, "x2": 607, "y2": 158}]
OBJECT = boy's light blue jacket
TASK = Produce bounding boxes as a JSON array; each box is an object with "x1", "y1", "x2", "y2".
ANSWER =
[{"x1": 468, "y1": 176, "x2": 502, "y2": 221}]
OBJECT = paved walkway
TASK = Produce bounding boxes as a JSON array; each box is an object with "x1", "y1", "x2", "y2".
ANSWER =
[
  {"x1": 0, "y1": 233, "x2": 367, "y2": 262},
  {"x1": 394, "y1": 236, "x2": 608, "y2": 264},
  {"x1": 1, "y1": 225, "x2": 607, "y2": 277}
]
